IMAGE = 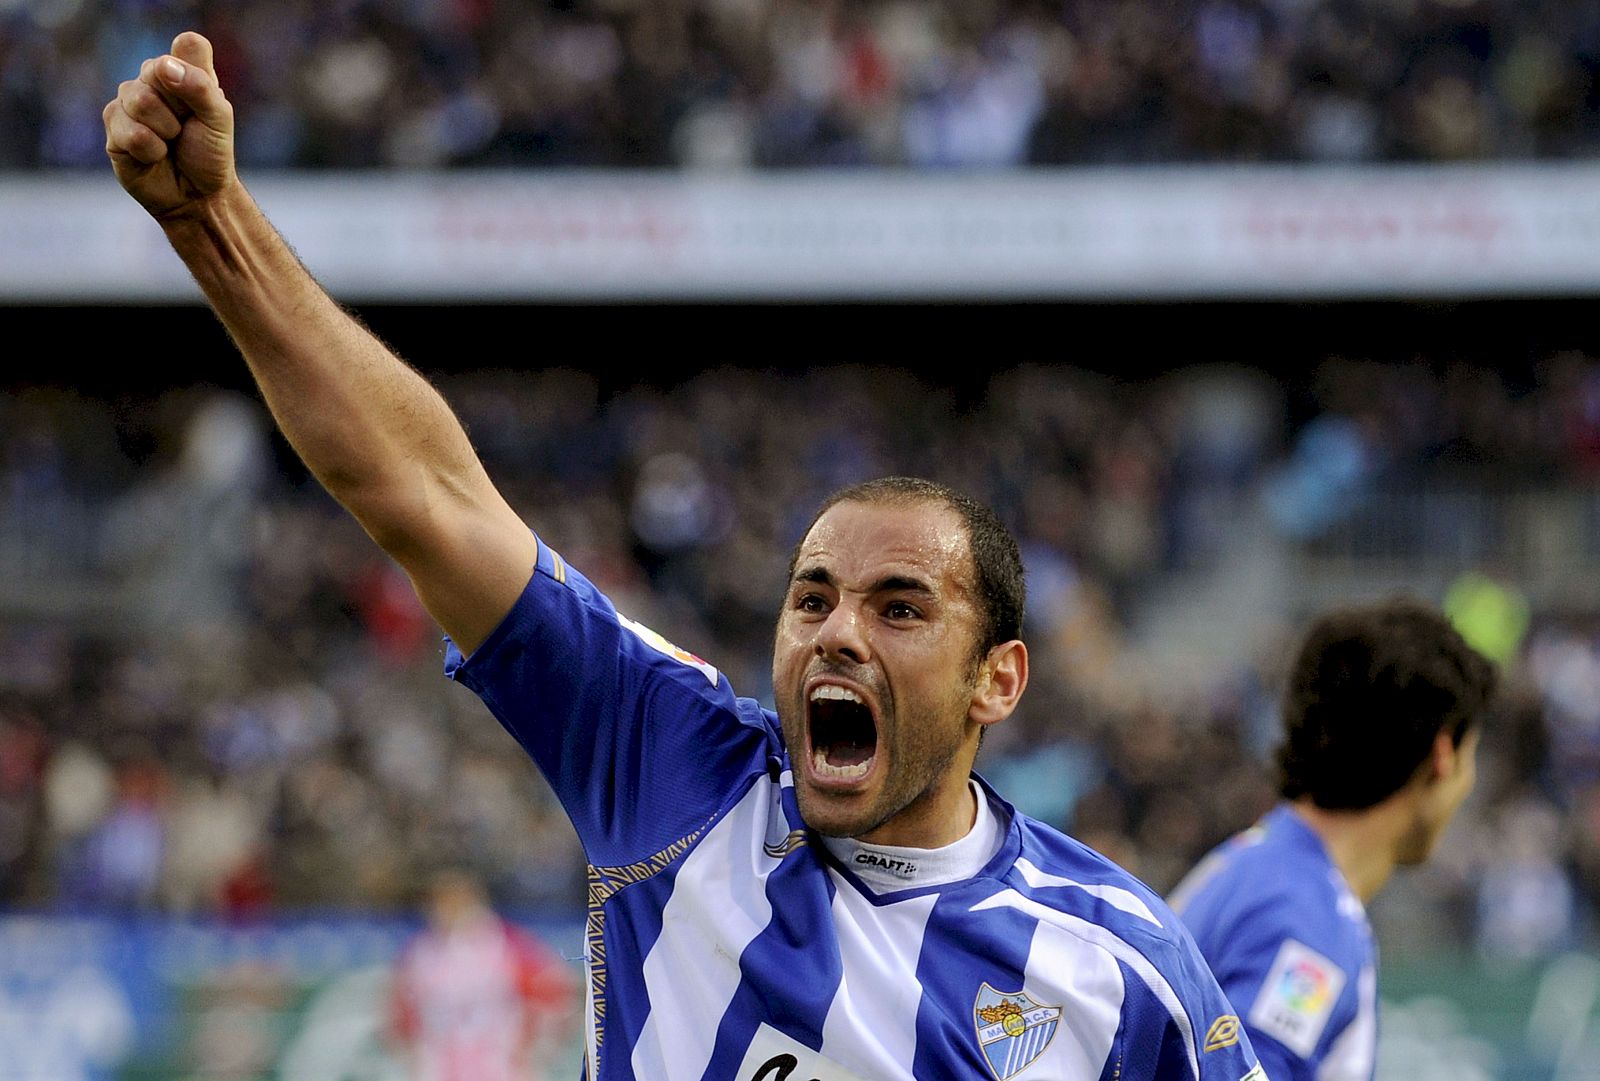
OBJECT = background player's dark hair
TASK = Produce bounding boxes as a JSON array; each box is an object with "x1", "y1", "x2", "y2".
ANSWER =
[
  {"x1": 787, "y1": 476, "x2": 1026, "y2": 659},
  {"x1": 1277, "y1": 596, "x2": 1498, "y2": 810}
]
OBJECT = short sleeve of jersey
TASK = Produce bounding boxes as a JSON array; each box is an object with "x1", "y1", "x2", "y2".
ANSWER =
[
  {"x1": 973, "y1": 827, "x2": 1269, "y2": 1081},
  {"x1": 444, "y1": 535, "x2": 775, "y2": 866},
  {"x1": 1177, "y1": 869, "x2": 1366, "y2": 1081},
  {"x1": 1114, "y1": 912, "x2": 1269, "y2": 1081}
]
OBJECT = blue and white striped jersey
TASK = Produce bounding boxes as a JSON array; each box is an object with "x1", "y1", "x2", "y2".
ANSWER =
[
  {"x1": 1168, "y1": 806, "x2": 1377, "y2": 1081},
  {"x1": 447, "y1": 538, "x2": 1266, "y2": 1081}
]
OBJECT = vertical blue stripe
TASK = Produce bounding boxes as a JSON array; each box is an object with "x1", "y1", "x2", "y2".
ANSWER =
[
  {"x1": 698, "y1": 791, "x2": 843, "y2": 1080},
  {"x1": 912, "y1": 888, "x2": 1037, "y2": 1077},
  {"x1": 1115, "y1": 958, "x2": 1198, "y2": 1080},
  {"x1": 594, "y1": 865, "x2": 685, "y2": 1077}
]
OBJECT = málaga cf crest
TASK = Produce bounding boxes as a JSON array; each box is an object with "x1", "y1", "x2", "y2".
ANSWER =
[{"x1": 973, "y1": 983, "x2": 1062, "y2": 1080}]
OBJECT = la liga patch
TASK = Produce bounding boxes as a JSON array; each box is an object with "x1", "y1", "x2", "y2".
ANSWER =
[
  {"x1": 1247, "y1": 938, "x2": 1346, "y2": 1057},
  {"x1": 617, "y1": 612, "x2": 720, "y2": 686}
]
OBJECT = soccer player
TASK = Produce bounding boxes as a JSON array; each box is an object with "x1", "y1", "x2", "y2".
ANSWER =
[
  {"x1": 105, "y1": 35, "x2": 1267, "y2": 1080},
  {"x1": 1168, "y1": 599, "x2": 1497, "y2": 1081},
  {"x1": 390, "y1": 868, "x2": 579, "y2": 1081}
]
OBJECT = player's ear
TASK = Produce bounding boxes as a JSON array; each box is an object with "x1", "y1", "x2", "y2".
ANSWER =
[
  {"x1": 970, "y1": 640, "x2": 1028, "y2": 727},
  {"x1": 1425, "y1": 729, "x2": 1458, "y2": 784}
]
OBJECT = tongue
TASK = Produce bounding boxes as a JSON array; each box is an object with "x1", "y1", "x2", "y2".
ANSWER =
[{"x1": 824, "y1": 742, "x2": 873, "y2": 767}]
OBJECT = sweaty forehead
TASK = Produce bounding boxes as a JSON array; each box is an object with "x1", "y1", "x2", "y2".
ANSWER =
[{"x1": 794, "y1": 500, "x2": 973, "y2": 592}]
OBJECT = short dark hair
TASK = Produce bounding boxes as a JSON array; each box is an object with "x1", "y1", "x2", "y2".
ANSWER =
[
  {"x1": 786, "y1": 476, "x2": 1025, "y2": 656},
  {"x1": 1277, "y1": 597, "x2": 1497, "y2": 810}
]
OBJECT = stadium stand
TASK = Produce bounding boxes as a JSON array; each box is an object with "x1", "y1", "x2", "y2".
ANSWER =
[
  {"x1": 2, "y1": 0, "x2": 1599, "y2": 171},
  {"x1": 2, "y1": 357, "x2": 1595, "y2": 952}
]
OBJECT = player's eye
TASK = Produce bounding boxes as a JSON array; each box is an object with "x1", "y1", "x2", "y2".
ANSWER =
[
  {"x1": 796, "y1": 592, "x2": 828, "y2": 614},
  {"x1": 884, "y1": 600, "x2": 920, "y2": 621}
]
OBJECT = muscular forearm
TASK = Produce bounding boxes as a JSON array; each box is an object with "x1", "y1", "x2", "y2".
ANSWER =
[
  {"x1": 160, "y1": 184, "x2": 486, "y2": 550},
  {"x1": 108, "y1": 34, "x2": 536, "y2": 652},
  {"x1": 158, "y1": 183, "x2": 535, "y2": 652}
]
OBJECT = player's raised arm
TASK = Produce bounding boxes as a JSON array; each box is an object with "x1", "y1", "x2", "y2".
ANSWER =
[{"x1": 103, "y1": 31, "x2": 536, "y2": 654}]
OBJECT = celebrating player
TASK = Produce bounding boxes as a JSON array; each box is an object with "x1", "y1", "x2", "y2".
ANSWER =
[
  {"x1": 106, "y1": 34, "x2": 1268, "y2": 1079},
  {"x1": 1169, "y1": 598, "x2": 1496, "y2": 1081}
]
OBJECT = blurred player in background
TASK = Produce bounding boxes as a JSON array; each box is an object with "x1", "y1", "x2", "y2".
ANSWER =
[
  {"x1": 105, "y1": 33, "x2": 1268, "y2": 1079},
  {"x1": 390, "y1": 867, "x2": 577, "y2": 1081},
  {"x1": 1168, "y1": 598, "x2": 1498, "y2": 1081}
]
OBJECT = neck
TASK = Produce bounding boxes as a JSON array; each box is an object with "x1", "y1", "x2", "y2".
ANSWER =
[
  {"x1": 860, "y1": 769, "x2": 980, "y2": 849},
  {"x1": 1289, "y1": 799, "x2": 1403, "y2": 904}
]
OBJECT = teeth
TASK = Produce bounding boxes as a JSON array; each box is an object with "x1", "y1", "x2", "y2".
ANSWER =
[
  {"x1": 810, "y1": 685, "x2": 863, "y2": 704},
  {"x1": 812, "y1": 749, "x2": 872, "y2": 780}
]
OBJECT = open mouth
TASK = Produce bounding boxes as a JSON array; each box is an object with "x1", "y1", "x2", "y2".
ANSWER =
[{"x1": 807, "y1": 683, "x2": 879, "y2": 782}]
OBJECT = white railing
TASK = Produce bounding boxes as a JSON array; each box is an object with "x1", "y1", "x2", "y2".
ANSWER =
[{"x1": 7, "y1": 163, "x2": 1600, "y2": 301}]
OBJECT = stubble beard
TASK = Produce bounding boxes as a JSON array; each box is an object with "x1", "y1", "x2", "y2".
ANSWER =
[
  {"x1": 775, "y1": 639, "x2": 986, "y2": 841},
  {"x1": 786, "y1": 689, "x2": 975, "y2": 843}
]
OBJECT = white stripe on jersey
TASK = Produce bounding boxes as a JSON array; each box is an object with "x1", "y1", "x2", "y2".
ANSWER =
[
  {"x1": 818, "y1": 882, "x2": 939, "y2": 1076},
  {"x1": 1016, "y1": 857, "x2": 1163, "y2": 927},
  {"x1": 1020, "y1": 914, "x2": 1128, "y2": 1077},
  {"x1": 973, "y1": 889, "x2": 1201, "y2": 1079},
  {"x1": 630, "y1": 781, "x2": 775, "y2": 1080}
]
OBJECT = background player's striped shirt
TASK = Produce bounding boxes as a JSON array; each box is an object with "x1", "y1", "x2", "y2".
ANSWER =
[
  {"x1": 1169, "y1": 806, "x2": 1378, "y2": 1081},
  {"x1": 448, "y1": 537, "x2": 1268, "y2": 1081}
]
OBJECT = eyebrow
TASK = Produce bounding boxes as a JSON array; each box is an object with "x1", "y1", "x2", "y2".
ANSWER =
[{"x1": 792, "y1": 566, "x2": 938, "y2": 597}]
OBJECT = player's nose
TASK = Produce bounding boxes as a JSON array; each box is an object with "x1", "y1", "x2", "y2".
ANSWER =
[{"x1": 814, "y1": 598, "x2": 870, "y2": 665}]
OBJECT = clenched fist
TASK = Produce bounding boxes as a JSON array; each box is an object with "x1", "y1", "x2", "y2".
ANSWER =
[{"x1": 103, "y1": 31, "x2": 236, "y2": 220}]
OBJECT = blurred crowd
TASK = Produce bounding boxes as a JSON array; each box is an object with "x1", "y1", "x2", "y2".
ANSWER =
[
  {"x1": 3, "y1": 0, "x2": 1599, "y2": 171},
  {"x1": 2, "y1": 356, "x2": 1599, "y2": 972}
]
